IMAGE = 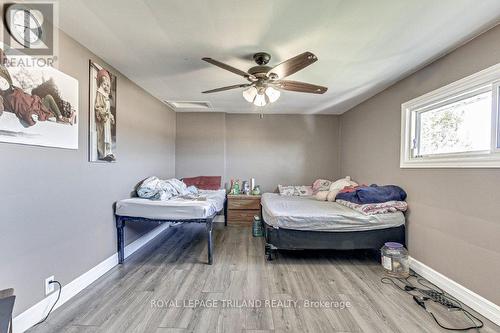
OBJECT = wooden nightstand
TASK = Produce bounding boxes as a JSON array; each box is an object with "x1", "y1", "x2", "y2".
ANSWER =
[{"x1": 227, "y1": 194, "x2": 261, "y2": 225}]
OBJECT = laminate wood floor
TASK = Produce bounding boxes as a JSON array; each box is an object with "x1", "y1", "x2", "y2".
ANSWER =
[{"x1": 28, "y1": 224, "x2": 499, "y2": 333}]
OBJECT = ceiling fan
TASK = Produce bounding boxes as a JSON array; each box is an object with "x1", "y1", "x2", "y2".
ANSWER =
[{"x1": 201, "y1": 51, "x2": 327, "y2": 106}]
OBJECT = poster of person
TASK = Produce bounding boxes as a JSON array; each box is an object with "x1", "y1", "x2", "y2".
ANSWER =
[
  {"x1": 89, "y1": 60, "x2": 116, "y2": 162},
  {"x1": 0, "y1": 49, "x2": 78, "y2": 149}
]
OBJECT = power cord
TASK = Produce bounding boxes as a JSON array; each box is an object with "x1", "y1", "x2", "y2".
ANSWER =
[
  {"x1": 33, "y1": 280, "x2": 62, "y2": 327},
  {"x1": 381, "y1": 273, "x2": 483, "y2": 331}
]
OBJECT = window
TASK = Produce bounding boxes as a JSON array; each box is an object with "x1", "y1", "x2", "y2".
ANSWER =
[{"x1": 401, "y1": 63, "x2": 500, "y2": 168}]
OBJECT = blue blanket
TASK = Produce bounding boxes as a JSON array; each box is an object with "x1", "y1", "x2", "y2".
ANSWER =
[{"x1": 336, "y1": 184, "x2": 407, "y2": 204}]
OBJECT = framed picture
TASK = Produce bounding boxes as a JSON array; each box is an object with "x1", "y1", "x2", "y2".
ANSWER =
[
  {"x1": 89, "y1": 60, "x2": 117, "y2": 162},
  {"x1": 0, "y1": 50, "x2": 78, "y2": 149}
]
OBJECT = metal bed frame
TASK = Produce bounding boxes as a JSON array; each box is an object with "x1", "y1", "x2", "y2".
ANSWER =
[
  {"x1": 263, "y1": 216, "x2": 405, "y2": 260},
  {"x1": 116, "y1": 198, "x2": 228, "y2": 265}
]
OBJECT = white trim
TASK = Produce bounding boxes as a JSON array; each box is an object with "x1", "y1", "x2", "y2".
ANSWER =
[
  {"x1": 492, "y1": 81, "x2": 500, "y2": 153},
  {"x1": 12, "y1": 222, "x2": 172, "y2": 333},
  {"x1": 399, "y1": 153, "x2": 500, "y2": 168},
  {"x1": 400, "y1": 62, "x2": 500, "y2": 168},
  {"x1": 410, "y1": 257, "x2": 500, "y2": 326}
]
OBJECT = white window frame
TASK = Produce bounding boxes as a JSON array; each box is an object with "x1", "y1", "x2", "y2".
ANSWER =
[{"x1": 400, "y1": 63, "x2": 500, "y2": 168}]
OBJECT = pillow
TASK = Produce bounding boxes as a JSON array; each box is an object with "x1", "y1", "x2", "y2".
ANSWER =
[
  {"x1": 278, "y1": 185, "x2": 296, "y2": 196},
  {"x1": 295, "y1": 185, "x2": 313, "y2": 196},
  {"x1": 182, "y1": 176, "x2": 221, "y2": 190},
  {"x1": 329, "y1": 176, "x2": 358, "y2": 192},
  {"x1": 278, "y1": 185, "x2": 313, "y2": 196},
  {"x1": 314, "y1": 176, "x2": 358, "y2": 201},
  {"x1": 315, "y1": 191, "x2": 329, "y2": 201},
  {"x1": 326, "y1": 189, "x2": 341, "y2": 202},
  {"x1": 312, "y1": 179, "x2": 332, "y2": 194}
]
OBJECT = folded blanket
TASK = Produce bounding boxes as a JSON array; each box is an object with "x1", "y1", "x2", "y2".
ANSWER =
[
  {"x1": 336, "y1": 200, "x2": 408, "y2": 215},
  {"x1": 137, "y1": 177, "x2": 191, "y2": 200},
  {"x1": 335, "y1": 184, "x2": 406, "y2": 204}
]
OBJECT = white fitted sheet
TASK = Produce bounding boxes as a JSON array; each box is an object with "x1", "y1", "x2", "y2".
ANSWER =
[
  {"x1": 261, "y1": 193, "x2": 405, "y2": 232},
  {"x1": 116, "y1": 189, "x2": 226, "y2": 220}
]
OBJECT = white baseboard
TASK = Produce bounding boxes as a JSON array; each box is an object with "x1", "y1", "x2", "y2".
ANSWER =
[
  {"x1": 123, "y1": 222, "x2": 171, "y2": 258},
  {"x1": 13, "y1": 222, "x2": 172, "y2": 333},
  {"x1": 410, "y1": 256, "x2": 500, "y2": 326}
]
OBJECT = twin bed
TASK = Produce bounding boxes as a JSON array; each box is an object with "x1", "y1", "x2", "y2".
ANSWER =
[
  {"x1": 261, "y1": 193, "x2": 406, "y2": 260},
  {"x1": 115, "y1": 189, "x2": 227, "y2": 265},
  {"x1": 114, "y1": 189, "x2": 405, "y2": 264}
]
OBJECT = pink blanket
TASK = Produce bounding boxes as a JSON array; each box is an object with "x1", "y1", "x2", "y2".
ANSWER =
[{"x1": 336, "y1": 200, "x2": 407, "y2": 215}]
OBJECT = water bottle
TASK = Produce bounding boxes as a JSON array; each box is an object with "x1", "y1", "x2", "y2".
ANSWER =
[{"x1": 252, "y1": 215, "x2": 263, "y2": 237}]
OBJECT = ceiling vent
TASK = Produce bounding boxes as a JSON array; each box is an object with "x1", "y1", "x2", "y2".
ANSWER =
[{"x1": 164, "y1": 100, "x2": 213, "y2": 111}]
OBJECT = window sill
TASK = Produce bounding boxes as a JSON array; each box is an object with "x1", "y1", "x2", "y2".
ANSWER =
[{"x1": 400, "y1": 154, "x2": 500, "y2": 168}]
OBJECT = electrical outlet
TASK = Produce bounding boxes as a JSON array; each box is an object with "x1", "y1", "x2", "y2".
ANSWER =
[{"x1": 45, "y1": 276, "x2": 55, "y2": 295}]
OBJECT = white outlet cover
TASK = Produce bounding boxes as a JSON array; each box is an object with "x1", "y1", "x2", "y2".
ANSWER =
[{"x1": 45, "y1": 276, "x2": 55, "y2": 295}]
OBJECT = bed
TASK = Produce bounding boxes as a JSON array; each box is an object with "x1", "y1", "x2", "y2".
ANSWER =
[
  {"x1": 261, "y1": 193, "x2": 405, "y2": 260},
  {"x1": 115, "y1": 189, "x2": 227, "y2": 265}
]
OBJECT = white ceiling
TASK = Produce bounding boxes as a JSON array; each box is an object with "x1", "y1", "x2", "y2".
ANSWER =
[{"x1": 58, "y1": 0, "x2": 500, "y2": 114}]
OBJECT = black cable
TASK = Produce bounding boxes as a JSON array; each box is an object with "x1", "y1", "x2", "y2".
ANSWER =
[
  {"x1": 430, "y1": 311, "x2": 483, "y2": 331},
  {"x1": 33, "y1": 280, "x2": 62, "y2": 326},
  {"x1": 412, "y1": 276, "x2": 483, "y2": 331},
  {"x1": 381, "y1": 274, "x2": 483, "y2": 331},
  {"x1": 463, "y1": 311, "x2": 482, "y2": 333}
]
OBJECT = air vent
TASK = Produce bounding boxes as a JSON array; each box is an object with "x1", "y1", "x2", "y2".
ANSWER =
[{"x1": 165, "y1": 101, "x2": 213, "y2": 111}]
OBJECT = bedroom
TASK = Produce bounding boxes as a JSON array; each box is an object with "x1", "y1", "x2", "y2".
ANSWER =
[{"x1": 0, "y1": 1, "x2": 499, "y2": 332}]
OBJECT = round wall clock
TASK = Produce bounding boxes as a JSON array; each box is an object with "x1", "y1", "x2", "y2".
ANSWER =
[{"x1": 5, "y1": 4, "x2": 43, "y2": 48}]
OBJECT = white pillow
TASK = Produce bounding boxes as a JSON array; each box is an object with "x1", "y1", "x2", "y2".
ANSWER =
[
  {"x1": 294, "y1": 185, "x2": 313, "y2": 196},
  {"x1": 278, "y1": 185, "x2": 295, "y2": 196},
  {"x1": 312, "y1": 179, "x2": 332, "y2": 194},
  {"x1": 329, "y1": 176, "x2": 358, "y2": 192},
  {"x1": 315, "y1": 191, "x2": 329, "y2": 201},
  {"x1": 278, "y1": 185, "x2": 313, "y2": 196}
]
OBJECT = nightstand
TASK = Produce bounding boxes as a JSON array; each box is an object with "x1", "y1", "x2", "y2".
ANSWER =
[{"x1": 227, "y1": 194, "x2": 261, "y2": 225}]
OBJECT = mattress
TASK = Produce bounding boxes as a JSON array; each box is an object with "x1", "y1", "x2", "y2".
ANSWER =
[
  {"x1": 261, "y1": 193, "x2": 405, "y2": 232},
  {"x1": 116, "y1": 189, "x2": 226, "y2": 220}
]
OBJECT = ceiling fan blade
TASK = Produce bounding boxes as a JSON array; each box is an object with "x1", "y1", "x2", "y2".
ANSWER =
[
  {"x1": 274, "y1": 80, "x2": 327, "y2": 94},
  {"x1": 267, "y1": 52, "x2": 318, "y2": 79},
  {"x1": 202, "y1": 57, "x2": 255, "y2": 80},
  {"x1": 202, "y1": 83, "x2": 251, "y2": 94}
]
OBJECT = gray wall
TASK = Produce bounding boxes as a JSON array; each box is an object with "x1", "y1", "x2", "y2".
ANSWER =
[
  {"x1": 339, "y1": 25, "x2": 500, "y2": 305},
  {"x1": 0, "y1": 31, "x2": 176, "y2": 315},
  {"x1": 175, "y1": 112, "x2": 226, "y2": 180},
  {"x1": 176, "y1": 113, "x2": 340, "y2": 192}
]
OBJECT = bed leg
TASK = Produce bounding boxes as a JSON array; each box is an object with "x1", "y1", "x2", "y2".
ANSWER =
[
  {"x1": 116, "y1": 216, "x2": 125, "y2": 264},
  {"x1": 223, "y1": 197, "x2": 228, "y2": 227},
  {"x1": 265, "y1": 244, "x2": 274, "y2": 261},
  {"x1": 206, "y1": 218, "x2": 213, "y2": 265}
]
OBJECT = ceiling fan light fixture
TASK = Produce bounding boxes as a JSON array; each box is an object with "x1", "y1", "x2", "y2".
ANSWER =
[
  {"x1": 203, "y1": 51, "x2": 327, "y2": 107},
  {"x1": 265, "y1": 86, "x2": 280, "y2": 103},
  {"x1": 253, "y1": 93, "x2": 267, "y2": 106},
  {"x1": 242, "y1": 86, "x2": 257, "y2": 103}
]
